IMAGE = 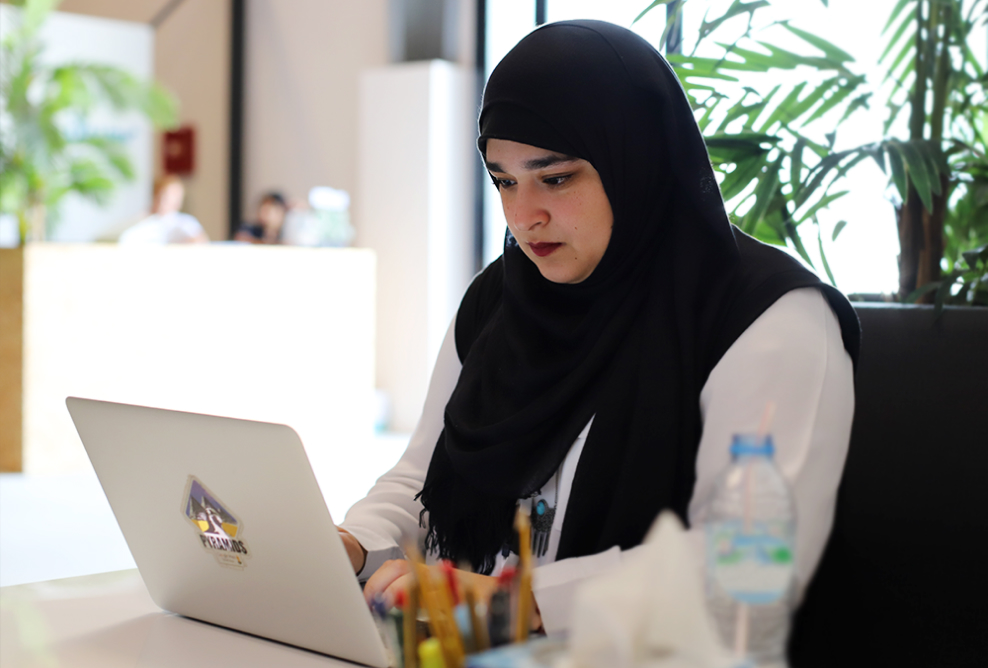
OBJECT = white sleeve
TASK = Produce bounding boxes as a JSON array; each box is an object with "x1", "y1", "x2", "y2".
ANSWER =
[
  {"x1": 339, "y1": 317, "x2": 462, "y2": 578},
  {"x1": 532, "y1": 288, "x2": 854, "y2": 634},
  {"x1": 689, "y1": 287, "x2": 854, "y2": 595},
  {"x1": 179, "y1": 214, "x2": 207, "y2": 239}
]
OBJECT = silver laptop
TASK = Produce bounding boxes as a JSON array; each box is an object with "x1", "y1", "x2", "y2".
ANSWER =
[{"x1": 66, "y1": 397, "x2": 390, "y2": 668}]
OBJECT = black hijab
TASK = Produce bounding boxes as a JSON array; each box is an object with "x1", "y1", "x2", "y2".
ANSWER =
[{"x1": 417, "y1": 20, "x2": 860, "y2": 574}]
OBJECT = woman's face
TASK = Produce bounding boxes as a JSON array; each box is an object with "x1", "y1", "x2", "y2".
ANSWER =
[
  {"x1": 486, "y1": 139, "x2": 613, "y2": 284},
  {"x1": 155, "y1": 182, "x2": 184, "y2": 215},
  {"x1": 258, "y1": 200, "x2": 286, "y2": 230}
]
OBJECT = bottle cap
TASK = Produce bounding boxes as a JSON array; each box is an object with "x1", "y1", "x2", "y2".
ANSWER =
[{"x1": 730, "y1": 434, "x2": 774, "y2": 457}]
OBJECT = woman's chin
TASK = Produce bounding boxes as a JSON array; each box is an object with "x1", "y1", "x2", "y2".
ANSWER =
[{"x1": 537, "y1": 266, "x2": 590, "y2": 285}]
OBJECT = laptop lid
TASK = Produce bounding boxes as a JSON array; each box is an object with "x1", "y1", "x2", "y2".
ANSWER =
[{"x1": 66, "y1": 397, "x2": 389, "y2": 668}]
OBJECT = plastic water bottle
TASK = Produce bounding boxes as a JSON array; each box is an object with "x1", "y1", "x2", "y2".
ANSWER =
[{"x1": 705, "y1": 434, "x2": 796, "y2": 668}]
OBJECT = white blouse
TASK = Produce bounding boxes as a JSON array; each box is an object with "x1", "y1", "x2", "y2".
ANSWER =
[{"x1": 340, "y1": 287, "x2": 854, "y2": 635}]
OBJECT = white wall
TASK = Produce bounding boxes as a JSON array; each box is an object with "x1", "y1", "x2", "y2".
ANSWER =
[
  {"x1": 152, "y1": 0, "x2": 230, "y2": 241},
  {"x1": 56, "y1": 0, "x2": 231, "y2": 241},
  {"x1": 56, "y1": 0, "x2": 173, "y2": 23},
  {"x1": 243, "y1": 2, "x2": 480, "y2": 431},
  {"x1": 54, "y1": 0, "x2": 478, "y2": 243},
  {"x1": 242, "y1": 0, "x2": 389, "y2": 222},
  {"x1": 23, "y1": 0, "x2": 482, "y2": 435}
]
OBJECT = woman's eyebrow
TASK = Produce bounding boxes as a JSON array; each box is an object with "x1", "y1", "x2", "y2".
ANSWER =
[
  {"x1": 525, "y1": 155, "x2": 577, "y2": 170},
  {"x1": 485, "y1": 155, "x2": 577, "y2": 173}
]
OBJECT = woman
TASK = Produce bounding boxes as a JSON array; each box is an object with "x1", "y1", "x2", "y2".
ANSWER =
[
  {"x1": 235, "y1": 191, "x2": 288, "y2": 244},
  {"x1": 118, "y1": 175, "x2": 209, "y2": 245},
  {"x1": 339, "y1": 20, "x2": 859, "y2": 635}
]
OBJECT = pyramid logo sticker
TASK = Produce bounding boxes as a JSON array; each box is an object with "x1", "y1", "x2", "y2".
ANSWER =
[{"x1": 182, "y1": 476, "x2": 251, "y2": 569}]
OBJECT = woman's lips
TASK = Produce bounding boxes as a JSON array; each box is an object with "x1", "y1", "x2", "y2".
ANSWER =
[{"x1": 529, "y1": 242, "x2": 562, "y2": 257}]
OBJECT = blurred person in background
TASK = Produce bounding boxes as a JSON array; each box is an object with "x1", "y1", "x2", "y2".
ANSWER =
[
  {"x1": 235, "y1": 191, "x2": 288, "y2": 244},
  {"x1": 118, "y1": 175, "x2": 209, "y2": 245}
]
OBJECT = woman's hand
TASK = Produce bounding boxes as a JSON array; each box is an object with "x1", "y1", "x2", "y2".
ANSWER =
[
  {"x1": 337, "y1": 527, "x2": 367, "y2": 574},
  {"x1": 362, "y1": 561, "x2": 541, "y2": 631},
  {"x1": 362, "y1": 559, "x2": 414, "y2": 608},
  {"x1": 363, "y1": 560, "x2": 502, "y2": 609}
]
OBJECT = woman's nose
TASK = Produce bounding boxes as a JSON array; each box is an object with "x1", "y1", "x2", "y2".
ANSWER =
[{"x1": 510, "y1": 185, "x2": 548, "y2": 231}]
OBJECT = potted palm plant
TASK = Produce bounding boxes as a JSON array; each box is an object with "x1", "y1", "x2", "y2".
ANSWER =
[
  {"x1": 0, "y1": 0, "x2": 177, "y2": 243},
  {"x1": 634, "y1": 7, "x2": 987, "y2": 664},
  {"x1": 637, "y1": 0, "x2": 987, "y2": 308}
]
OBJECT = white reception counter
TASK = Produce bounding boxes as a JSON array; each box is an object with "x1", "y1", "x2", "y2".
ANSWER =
[{"x1": 5, "y1": 243, "x2": 378, "y2": 475}]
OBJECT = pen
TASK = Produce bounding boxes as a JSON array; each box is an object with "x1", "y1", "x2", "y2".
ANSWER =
[
  {"x1": 409, "y1": 550, "x2": 463, "y2": 667},
  {"x1": 514, "y1": 507, "x2": 533, "y2": 643},
  {"x1": 440, "y1": 560, "x2": 460, "y2": 605},
  {"x1": 400, "y1": 587, "x2": 418, "y2": 668},
  {"x1": 488, "y1": 567, "x2": 514, "y2": 648},
  {"x1": 432, "y1": 561, "x2": 464, "y2": 667},
  {"x1": 465, "y1": 584, "x2": 490, "y2": 652}
]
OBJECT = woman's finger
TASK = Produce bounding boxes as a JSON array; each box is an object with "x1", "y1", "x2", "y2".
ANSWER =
[
  {"x1": 362, "y1": 558, "x2": 411, "y2": 605},
  {"x1": 382, "y1": 572, "x2": 415, "y2": 610},
  {"x1": 454, "y1": 570, "x2": 500, "y2": 606}
]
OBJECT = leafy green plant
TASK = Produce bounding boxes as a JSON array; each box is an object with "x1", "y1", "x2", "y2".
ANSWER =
[
  {"x1": 0, "y1": 0, "x2": 177, "y2": 244},
  {"x1": 908, "y1": 243, "x2": 988, "y2": 310},
  {"x1": 636, "y1": 0, "x2": 988, "y2": 305}
]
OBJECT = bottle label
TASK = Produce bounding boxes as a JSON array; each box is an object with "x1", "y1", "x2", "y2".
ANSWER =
[{"x1": 707, "y1": 520, "x2": 794, "y2": 605}]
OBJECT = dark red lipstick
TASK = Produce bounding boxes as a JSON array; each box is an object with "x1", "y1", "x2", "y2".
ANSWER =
[{"x1": 529, "y1": 242, "x2": 561, "y2": 257}]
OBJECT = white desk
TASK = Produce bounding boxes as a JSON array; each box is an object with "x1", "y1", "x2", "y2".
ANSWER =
[{"x1": 0, "y1": 570, "x2": 357, "y2": 667}]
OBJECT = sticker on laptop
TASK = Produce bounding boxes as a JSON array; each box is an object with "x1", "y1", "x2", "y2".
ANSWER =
[{"x1": 182, "y1": 475, "x2": 251, "y2": 569}]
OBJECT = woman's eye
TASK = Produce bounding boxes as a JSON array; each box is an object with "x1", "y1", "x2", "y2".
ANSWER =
[
  {"x1": 493, "y1": 177, "x2": 515, "y2": 190},
  {"x1": 543, "y1": 174, "x2": 571, "y2": 186}
]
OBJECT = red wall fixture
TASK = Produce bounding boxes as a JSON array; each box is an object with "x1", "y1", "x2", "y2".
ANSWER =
[{"x1": 162, "y1": 126, "x2": 195, "y2": 175}]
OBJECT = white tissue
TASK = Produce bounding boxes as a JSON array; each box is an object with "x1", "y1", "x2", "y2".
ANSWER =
[{"x1": 568, "y1": 512, "x2": 736, "y2": 668}]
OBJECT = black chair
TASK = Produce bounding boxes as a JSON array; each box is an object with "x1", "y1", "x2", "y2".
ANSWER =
[{"x1": 789, "y1": 304, "x2": 988, "y2": 667}]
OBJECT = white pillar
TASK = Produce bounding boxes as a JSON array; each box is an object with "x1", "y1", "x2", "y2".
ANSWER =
[{"x1": 357, "y1": 60, "x2": 477, "y2": 433}]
